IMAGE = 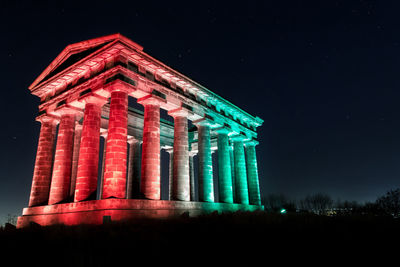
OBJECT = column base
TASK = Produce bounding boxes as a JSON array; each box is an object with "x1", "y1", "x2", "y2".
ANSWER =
[{"x1": 17, "y1": 199, "x2": 264, "y2": 228}]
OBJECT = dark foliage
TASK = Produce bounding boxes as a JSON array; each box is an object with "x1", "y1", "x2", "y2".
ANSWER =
[
  {"x1": 1, "y1": 211, "x2": 399, "y2": 266},
  {"x1": 376, "y1": 189, "x2": 400, "y2": 217}
]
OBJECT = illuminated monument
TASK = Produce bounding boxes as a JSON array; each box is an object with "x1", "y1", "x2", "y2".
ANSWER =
[{"x1": 17, "y1": 34, "x2": 264, "y2": 227}]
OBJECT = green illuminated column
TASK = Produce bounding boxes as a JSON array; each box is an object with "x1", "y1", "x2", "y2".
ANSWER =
[
  {"x1": 229, "y1": 145, "x2": 236, "y2": 202},
  {"x1": 232, "y1": 135, "x2": 249, "y2": 204},
  {"x1": 245, "y1": 140, "x2": 261, "y2": 205},
  {"x1": 196, "y1": 121, "x2": 214, "y2": 202},
  {"x1": 216, "y1": 128, "x2": 233, "y2": 203}
]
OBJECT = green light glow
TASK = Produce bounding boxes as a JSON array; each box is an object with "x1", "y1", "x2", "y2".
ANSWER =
[
  {"x1": 198, "y1": 124, "x2": 214, "y2": 202},
  {"x1": 217, "y1": 131, "x2": 233, "y2": 203}
]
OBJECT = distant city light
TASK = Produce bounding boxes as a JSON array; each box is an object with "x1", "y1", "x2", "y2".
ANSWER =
[{"x1": 280, "y1": 208, "x2": 287, "y2": 214}]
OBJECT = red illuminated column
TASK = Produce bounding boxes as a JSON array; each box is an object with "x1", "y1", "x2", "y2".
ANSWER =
[
  {"x1": 69, "y1": 122, "x2": 82, "y2": 199},
  {"x1": 102, "y1": 90, "x2": 128, "y2": 199},
  {"x1": 74, "y1": 98, "x2": 105, "y2": 202},
  {"x1": 28, "y1": 116, "x2": 58, "y2": 207},
  {"x1": 138, "y1": 95, "x2": 163, "y2": 200},
  {"x1": 168, "y1": 107, "x2": 190, "y2": 201},
  {"x1": 48, "y1": 110, "x2": 76, "y2": 205}
]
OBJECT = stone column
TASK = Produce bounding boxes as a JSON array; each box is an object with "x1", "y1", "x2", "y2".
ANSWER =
[
  {"x1": 216, "y1": 128, "x2": 233, "y2": 203},
  {"x1": 167, "y1": 149, "x2": 173, "y2": 200},
  {"x1": 127, "y1": 137, "x2": 140, "y2": 199},
  {"x1": 229, "y1": 146, "x2": 236, "y2": 203},
  {"x1": 245, "y1": 140, "x2": 261, "y2": 205},
  {"x1": 29, "y1": 115, "x2": 58, "y2": 207},
  {"x1": 48, "y1": 110, "x2": 76, "y2": 205},
  {"x1": 232, "y1": 135, "x2": 249, "y2": 204},
  {"x1": 102, "y1": 90, "x2": 128, "y2": 199},
  {"x1": 138, "y1": 95, "x2": 163, "y2": 200},
  {"x1": 69, "y1": 122, "x2": 82, "y2": 199},
  {"x1": 131, "y1": 141, "x2": 142, "y2": 199},
  {"x1": 189, "y1": 152, "x2": 196, "y2": 201},
  {"x1": 74, "y1": 98, "x2": 105, "y2": 202},
  {"x1": 99, "y1": 133, "x2": 107, "y2": 199},
  {"x1": 168, "y1": 108, "x2": 190, "y2": 201},
  {"x1": 195, "y1": 120, "x2": 214, "y2": 202}
]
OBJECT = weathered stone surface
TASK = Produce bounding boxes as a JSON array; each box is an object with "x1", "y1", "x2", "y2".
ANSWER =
[
  {"x1": 49, "y1": 113, "x2": 76, "y2": 205},
  {"x1": 103, "y1": 90, "x2": 128, "y2": 199},
  {"x1": 245, "y1": 142, "x2": 261, "y2": 205},
  {"x1": 17, "y1": 199, "x2": 264, "y2": 228},
  {"x1": 69, "y1": 123, "x2": 82, "y2": 199},
  {"x1": 29, "y1": 116, "x2": 58, "y2": 207},
  {"x1": 197, "y1": 123, "x2": 214, "y2": 202},
  {"x1": 233, "y1": 138, "x2": 249, "y2": 204},
  {"x1": 171, "y1": 114, "x2": 190, "y2": 201},
  {"x1": 140, "y1": 101, "x2": 161, "y2": 200},
  {"x1": 74, "y1": 102, "x2": 102, "y2": 202},
  {"x1": 22, "y1": 34, "x2": 264, "y2": 228},
  {"x1": 217, "y1": 130, "x2": 233, "y2": 203}
]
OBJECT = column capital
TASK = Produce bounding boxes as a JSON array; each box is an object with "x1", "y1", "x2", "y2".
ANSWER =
[
  {"x1": 75, "y1": 121, "x2": 83, "y2": 130},
  {"x1": 168, "y1": 106, "x2": 193, "y2": 118},
  {"x1": 104, "y1": 79, "x2": 134, "y2": 94},
  {"x1": 164, "y1": 147, "x2": 174, "y2": 154},
  {"x1": 100, "y1": 128, "x2": 108, "y2": 138},
  {"x1": 79, "y1": 93, "x2": 108, "y2": 106},
  {"x1": 127, "y1": 136, "x2": 140, "y2": 145},
  {"x1": 230, "y1": 134, "x2": 248, "y2": 142},
  {"x1": 214, "y1": 125, "x2": 233, "y2": 135},
  {"x1": 35, "y1": 114, "x2": 59, "y2": 125},
  {"x1": 52, "y1": 106, "x2": 81, "y2": 117},
  {"x1": 137, "y1": 94, "x2": 166, "y2": 106},
  {"x1": 193, "y1": 116, "x2": 213, "y2": 127},
  {"x1": 244, "y1": 139, "x2": 259, "y2": 147}
]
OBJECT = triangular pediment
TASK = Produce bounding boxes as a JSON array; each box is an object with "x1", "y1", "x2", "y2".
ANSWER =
[{"x1": 29, "y1": 33, "x2": 143, "y2": 91}]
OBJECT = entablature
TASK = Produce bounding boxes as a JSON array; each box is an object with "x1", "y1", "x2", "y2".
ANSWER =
[{"x1": 32, "y1": 34, "x2": 263, "y2": 138}]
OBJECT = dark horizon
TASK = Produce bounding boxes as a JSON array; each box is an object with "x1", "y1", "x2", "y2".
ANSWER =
[{"x1": 1, "y1": 0, "x2": 400, "y2": 223}]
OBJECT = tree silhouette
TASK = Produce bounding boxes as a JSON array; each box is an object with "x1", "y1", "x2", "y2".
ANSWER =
[
  {"x1": 299, "y1": 193, "x2": 333, "y2": 215},
  {"x1": 376, "y1": 189, "x2": 400, "y2": 218}
]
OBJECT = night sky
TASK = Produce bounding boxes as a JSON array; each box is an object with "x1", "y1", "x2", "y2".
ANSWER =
[{"x1": 1, "y1": 0, "x2": 400, "y2": 222}]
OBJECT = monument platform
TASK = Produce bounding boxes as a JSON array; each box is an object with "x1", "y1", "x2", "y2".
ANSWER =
[{"x1": 17, "y1": 199, "x2": 264, "y2": 228}]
